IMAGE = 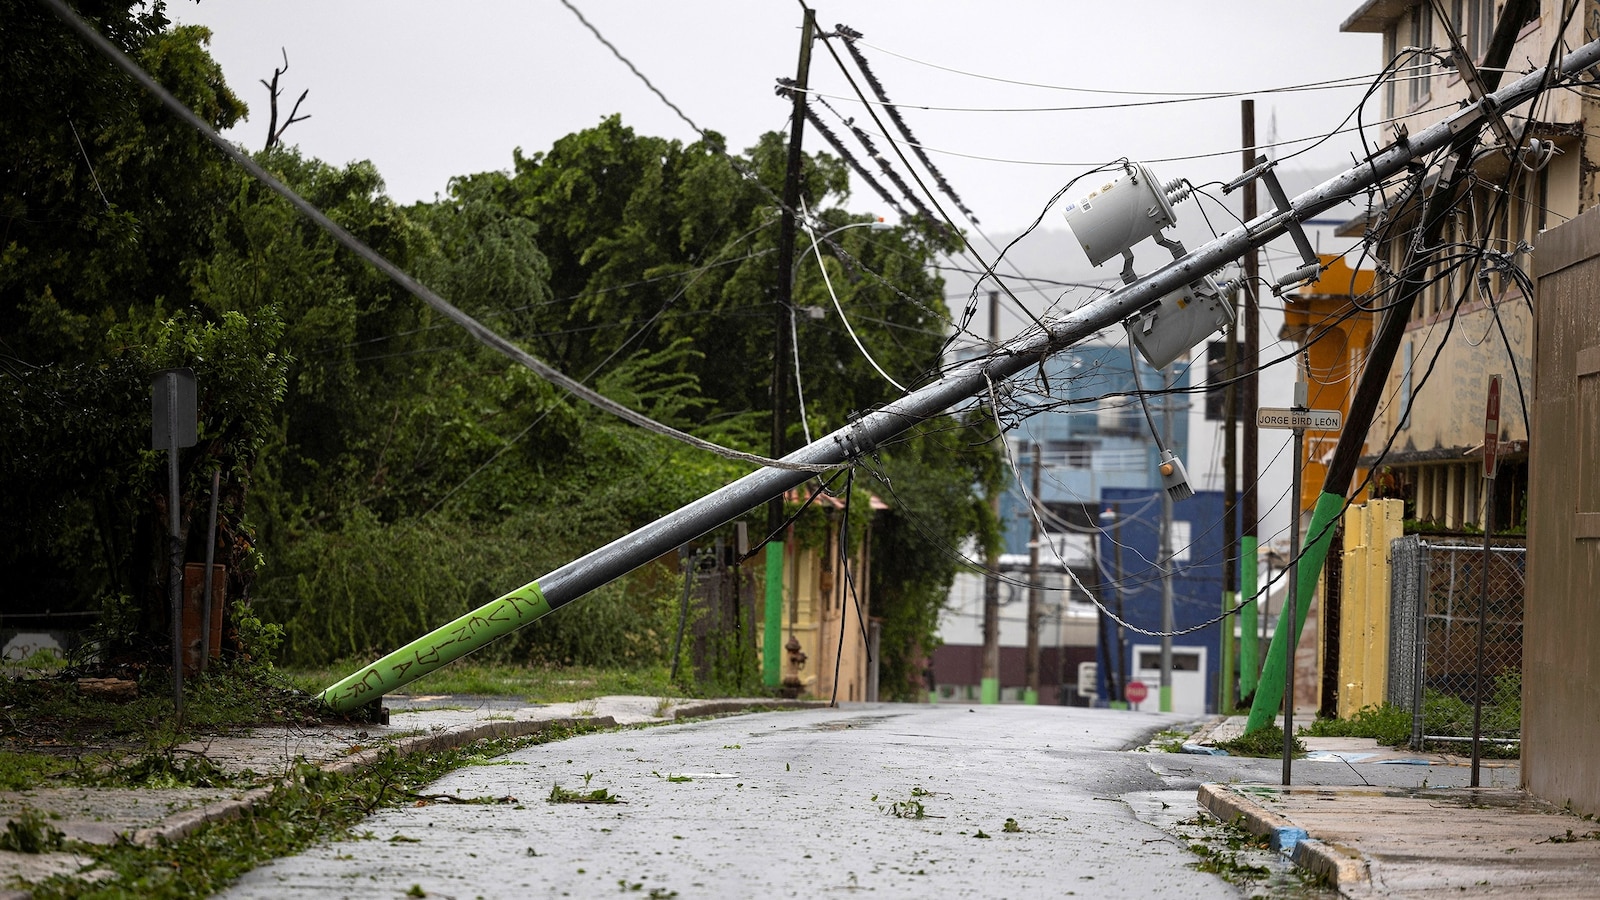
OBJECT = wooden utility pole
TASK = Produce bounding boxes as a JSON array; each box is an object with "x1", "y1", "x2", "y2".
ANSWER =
[
  {"x1": 767, "y1": 8, "x2": 815, "y2": 537},
  {"x1": 981, "y1": 290, "x2": 1002, "y2": 704},
  {"x1": 763, "y1": 9, "x2": 815, "y2": 689},
  {"x1": 1237, "y1": 99, "x2": 1262, "y2": 701}
]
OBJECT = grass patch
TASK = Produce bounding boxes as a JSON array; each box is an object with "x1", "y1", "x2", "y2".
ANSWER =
[
  {"x1": 1143, "y1": 728, "x2": 1188, "y2": 753},
  {"x1": 1218, "y1": 725, "x2": 1305, "y2": 758},
  {"x1": 19, "y1": 724, "x2": 603, "y2": 899},
  {"x1": 0, "y1": 663, "x2": 330, "y2": 789},
  {"x1": 0, "y1": 807, "x2": 66, "y2": 854},
  {"x1": 278, "y1": 661, "x2": 684, "y2": 703},
  {"x1": 1303, "y1": 671, "x2": 1521, "y2": 758}
]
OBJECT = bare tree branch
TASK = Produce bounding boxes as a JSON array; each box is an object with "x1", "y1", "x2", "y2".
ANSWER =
[{"x1": 261, "y1": 48, "x2": 310, "y2": 150}]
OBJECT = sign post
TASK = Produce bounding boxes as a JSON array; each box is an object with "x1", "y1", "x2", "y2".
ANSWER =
[
  {"x1": 1472, "y1": 374, "x2": 1502, "y2": 787},
  {"x1": 152, "y1": 368, "x2": 197, "y2": 718},
  {"x1": 1255, "y1": 376, "x2": 1338, "y2": 785},
  {"x1": 1124, "y1": 680, "x2": 1149, "y2": 709}
]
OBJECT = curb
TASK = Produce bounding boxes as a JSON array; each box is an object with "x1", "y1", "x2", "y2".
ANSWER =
[
  {"x1": 1196, "y1": 784, "x2": 1370, "y2": 892},
  {"x1": 1292, "y1": 836, "x2": 1369, "y2": 891},
  {"x1": 671, "y1": 699, "x2": 831, "y2": 719},
  {"x1": 127, "y1": 697, "x2": 825, "y2": 846},
  {"x1": 1196, "y1": 783, "x2": 1308, "y2": 852},
  {"x1": 132, "y1": 714, "x2": 616, "y2": 846}
]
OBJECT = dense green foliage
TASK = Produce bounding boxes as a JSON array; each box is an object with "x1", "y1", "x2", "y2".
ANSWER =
[{"x1": 2, "y1": 2, "x2": 996, "y2": 696}]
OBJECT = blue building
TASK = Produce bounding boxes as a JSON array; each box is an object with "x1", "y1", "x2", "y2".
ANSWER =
[
  {"x1": 934, "y1": 341, "x2": 1204, "y2": 704},
  {"x1": 1093, "y1": 487, "x2": 1230, "y2": 714},
  {"x1": 997, "y1": 343, "x2": 1189, "y2": 555}
]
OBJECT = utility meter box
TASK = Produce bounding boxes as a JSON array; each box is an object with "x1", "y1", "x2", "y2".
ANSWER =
[
  {"x1": 1128, "y1": 276, "x2": 1235, "y2": 370},
  {"x1": 1062, "y1": 162, "x2": 1178, "y2": 267}
]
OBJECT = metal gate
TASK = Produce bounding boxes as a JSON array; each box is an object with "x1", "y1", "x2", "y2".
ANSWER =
[{"x1": 1386, "y1": 535, "x2": 1525, "y2": 748}]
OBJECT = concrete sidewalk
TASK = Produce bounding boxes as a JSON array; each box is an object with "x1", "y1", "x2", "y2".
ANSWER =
[
  {"x1": 1190, "y1": 715, "x2": 1600, "y2": 897},
  {"x1": 0, "y1": 695, "x2": 820, "y2": 896}
]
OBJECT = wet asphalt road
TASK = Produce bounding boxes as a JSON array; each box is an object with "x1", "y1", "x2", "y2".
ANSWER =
[{"x1": 220, "y1": 704, "x2": 1244, "y2": 899}]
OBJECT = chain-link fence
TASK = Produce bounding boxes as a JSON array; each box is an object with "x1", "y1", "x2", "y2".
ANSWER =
[{"x1": 1386, "y1": 535, "x2": 1525, "y2": 749}]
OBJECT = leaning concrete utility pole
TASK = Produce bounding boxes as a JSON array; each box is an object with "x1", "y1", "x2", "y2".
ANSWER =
[
  {"x1": 1243, "y1": 0, "x2": 1540, "y2": 734},
  {"x1": 308, "y1": 36, "x2": 1600, "y2": 712}
]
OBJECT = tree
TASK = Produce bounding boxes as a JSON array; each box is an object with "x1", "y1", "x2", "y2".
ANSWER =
[{"x1": 0, "y1": 2, "x2": 276, "y2": 660}]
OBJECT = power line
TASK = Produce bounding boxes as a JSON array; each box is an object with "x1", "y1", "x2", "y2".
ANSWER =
[{"x1": 44, "y1": 0, "x2": 833, "y2": 475}]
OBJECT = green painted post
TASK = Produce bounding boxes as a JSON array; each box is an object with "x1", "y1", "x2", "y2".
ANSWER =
[
  {"x1": 1239, "y1": 535, "x2": 1259, "y2": 699},
  {"x1": 319, "y1": 583, "x2": 549, "y2": 712},
  {"x1": 981, "y1": 677, "x2": 999, "y2": 704},
  {"x1": 1023, "y1": 688, "x2": 1038, "y2": 705},
  {"x1": 1245, "y1": 492, "x2": 1344, "y2": 732},
  {"x1": 763, "y1": 542, "x2": 784, "y2": 687},
  {"x1": 1220, "y1": 590, "x2": 1236, "y2": 712}
]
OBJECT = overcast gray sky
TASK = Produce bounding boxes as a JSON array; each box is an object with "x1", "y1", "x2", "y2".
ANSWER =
[
  {"x1": 169, "y1": 0, "x2": 1388, "y2": 548},
  {"x1": 173, "y1": 1, "x2": 1382, "y2": 235}
]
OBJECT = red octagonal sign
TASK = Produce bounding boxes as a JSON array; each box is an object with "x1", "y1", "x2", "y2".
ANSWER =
[{"x1": 1125, "y1": 680, "x2": 1149, "y2": 704}]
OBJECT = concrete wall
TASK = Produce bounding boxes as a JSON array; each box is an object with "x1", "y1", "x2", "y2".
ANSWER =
[{"x1": 1526, "y1": 201, "x2": 1600, "y2": 815}]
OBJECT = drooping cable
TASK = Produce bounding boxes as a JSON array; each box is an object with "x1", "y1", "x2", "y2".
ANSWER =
[{"x1": 801, "y1": 198, "x2": 907, "y2": 392}]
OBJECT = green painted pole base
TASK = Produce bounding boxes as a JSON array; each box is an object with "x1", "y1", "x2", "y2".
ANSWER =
[
  {"x1": 1221, "y1": 590, "x2": 1237, "y2": 712},
  {"x1": 1245, "y1": 491, "x2": 1344, "y2": 733},
  {"x1": 319, "y1": 582, "x2": 550, "y2": 712},
  {"x1": 763, "y1": 542, "x2": 783, "y2": 688},
  {"x1": 1159, "y1": 684, "x2": 1172, "y2": 713},
  {"x1": 980, "y1": 677, "x2": 999, "y2": 704},
  {"x1": 1022, "y1": 687, "x2": 1038, "y2": 705},
  {"x1": 1239, "y1": 535, "x2": 1259, "y2": 699}
]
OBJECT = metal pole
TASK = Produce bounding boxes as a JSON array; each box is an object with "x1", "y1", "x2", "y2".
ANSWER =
[
  {"x1": 165, "y1": 376, "x2": 183, "y2": 718},
  {"x1": 200, "y1": 469, "x2": 220, "y2": 674},
  {"x1": 317, "y1": 41, "x2": 1600, "y2": 710},
  {"x1": 1025, "y1": 443, "x2": 1043, "y2": 704},
  {"x1": 1283, "y1": 370, "x2": 1307, "y2": 785},
  {"x1": 982, "y1": 291, "x2": 1002, "y2": 704},
  {"x1": 1472, "y1": 494, "x2": 1493, "y2": 785},
  {"x1": 1112, "y1": 506, "x2": 1126, "y2": 704},
  {"x1": 670, "y1": 546, "x2": 694, "y2": 682},
  {"x1": 1159, "y1": 365, "x2": 1175, "y2": 713}
]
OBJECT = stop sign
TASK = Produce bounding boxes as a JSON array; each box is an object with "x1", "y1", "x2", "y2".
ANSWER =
[{"x1": 1125, "y1": 681, "x2": 1149, "y2": 704}]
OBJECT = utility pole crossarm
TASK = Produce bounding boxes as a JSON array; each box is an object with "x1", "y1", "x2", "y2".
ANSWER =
[{"x1": 318, "y1": 36, "x2": 1600, "y2": 712}]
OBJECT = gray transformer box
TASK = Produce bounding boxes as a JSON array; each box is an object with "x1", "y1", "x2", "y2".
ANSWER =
[{"x1": 1062, "y1": 162, "x2": 1177, "y2": 268}]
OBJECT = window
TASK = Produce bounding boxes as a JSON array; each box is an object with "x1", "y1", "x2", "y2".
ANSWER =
[
  {"x1": 1408, "y1": 3, "x2": 1434, "y2": 107},
  {"x1": 1451, "y1": 0, "x2": 1496, "y2": 59}
]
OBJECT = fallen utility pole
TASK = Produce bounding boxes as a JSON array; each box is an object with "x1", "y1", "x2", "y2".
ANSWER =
[
  {"x1": 1243, "y1": 0, "x2": 1541, "y2": 734},
  {"x1": 318, "y1": 37, "x2": 1600, "y2": 712}
]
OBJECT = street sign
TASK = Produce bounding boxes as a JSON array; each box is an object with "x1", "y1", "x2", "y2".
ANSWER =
[
  {"x1": 1483, "y1": 375, "x2": 1502, "y2": 480},
  {"x1": 1124, "y1": 680, "x2": 1149, "y2": 704},
  {"x1": 1256, "y1": 407, "x2": 1343, "y2": 431}
]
